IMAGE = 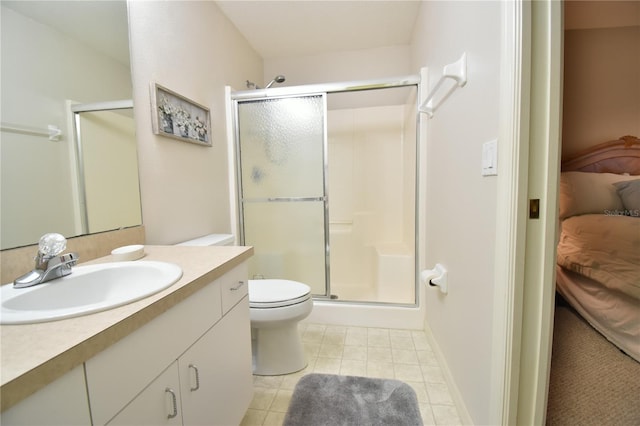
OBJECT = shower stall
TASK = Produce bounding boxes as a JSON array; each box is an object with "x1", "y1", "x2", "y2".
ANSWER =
[{"x1": 230, "y1": 76, "x2": 420, "y2": 306}]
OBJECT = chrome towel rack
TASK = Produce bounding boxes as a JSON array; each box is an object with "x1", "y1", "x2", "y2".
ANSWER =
[{"x1": 419, "y1": 53, "x2": 467, "y2": 118}]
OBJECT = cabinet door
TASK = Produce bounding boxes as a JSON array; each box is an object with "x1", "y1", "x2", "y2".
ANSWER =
[
  {"x1": 107, "y1": 363, "x2": 182, "y2": 426},
  {"x1": 86, "y1": 280, "x2": 222, "y2": 425},
  {"x1": 179, "y1": 296, "x2": 253, "y2": 426},
  {"x1": 0, "y1": 365, "x2": 91, "y2": 426}
]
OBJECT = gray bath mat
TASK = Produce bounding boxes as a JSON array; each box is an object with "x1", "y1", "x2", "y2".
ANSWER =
[{"x1": 283, "y1": 373, "x2": 423, "y2": 426}]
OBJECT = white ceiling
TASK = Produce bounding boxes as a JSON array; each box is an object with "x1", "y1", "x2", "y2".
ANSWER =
[
  {"x1": 5, "y1": 1, "x2": 420, "y2": 66},
  {"x1": 215, "y1": 1, "x2": 422, "y2": 59}
]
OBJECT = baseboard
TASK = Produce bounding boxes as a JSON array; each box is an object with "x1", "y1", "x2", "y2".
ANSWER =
[
  {"x1": 423, "y1": 321, "x2": 474, "y2": 425},
  {"x1": 305, "y1": 300, "x2": 424, "y2": 330}
]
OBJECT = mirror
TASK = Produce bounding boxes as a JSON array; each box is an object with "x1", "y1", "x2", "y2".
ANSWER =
[{"x1": 0, "y1": 1, "x2": 141, "y2": 250}]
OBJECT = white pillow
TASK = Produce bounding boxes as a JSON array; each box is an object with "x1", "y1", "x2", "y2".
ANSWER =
[
  {"x1": 558, "y1": 172, "x2": 638, "y2": 220},
  {"x1": 614, "y1": 179, "x2": 640, "y2": 213}
]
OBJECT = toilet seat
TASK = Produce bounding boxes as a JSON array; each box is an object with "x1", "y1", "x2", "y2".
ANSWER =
[{"x1": 249, "y1": 279, "x2": 311, "y2": 309}]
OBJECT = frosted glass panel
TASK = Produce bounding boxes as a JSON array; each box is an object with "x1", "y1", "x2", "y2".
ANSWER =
[
  {"x1": 238, "y1": 96, "x2": 325, "y2": 199},
  {"x1": 243, "y1": 201, "x2": 326, "y2": 296}
]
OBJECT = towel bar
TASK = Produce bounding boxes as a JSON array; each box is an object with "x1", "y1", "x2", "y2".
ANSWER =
[{"x1": 419, "y1": 53, "x2": 467, "y2": 118}]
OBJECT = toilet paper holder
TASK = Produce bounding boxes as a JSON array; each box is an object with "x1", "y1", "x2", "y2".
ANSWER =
[{"x1": 420, "y1": 263, "x2": 448, "y2": 294}]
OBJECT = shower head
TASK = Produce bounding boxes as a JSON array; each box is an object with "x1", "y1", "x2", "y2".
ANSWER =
[{"x1": 265, "y1": 74, "x2": 286, "y2": 89}]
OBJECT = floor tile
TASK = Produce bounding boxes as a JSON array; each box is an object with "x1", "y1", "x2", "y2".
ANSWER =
[
  {"x1": 393, "y1": 347, "x2": 420, "y2": 364},
  {"x1": 240, "y1": 408, "x2": 267, "y2": 426},
  {"x1": 249, "y1": 387, "x2": 277, "y2": 410},
  {"x1": 426, "y1": 382, "x2": 455, "y2": 405},
  {"x1": 432, "y1": 404, "x2": 463, "y2": 425},
  {"x1": 394, "y1": 363, "x2": 424, "y2": 382},
  {"x1": 318, "y1": 342, "x2": 344, "y2": 358},
  {"x1": 241, "y1": 323, "x2": 460, "y2": 426},
  {"x1": 270, "y1": 389, "x2": 293, "y2": 412},
  {"x1": 342, "y1": 344, "x2": 367, "y2": 361},
  {"x1": 368, "y1": 345, "x2": 393, "y2": 363},
  {"x1": 340, "y1": 358, "x2": 367, "y2": 376},
  {"x1": 313, "y1": 356, "x2": 341, "y2": 374}
]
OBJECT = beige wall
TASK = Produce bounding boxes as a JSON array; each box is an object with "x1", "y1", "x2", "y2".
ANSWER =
[
  {"x1": 562, "y1": 25, "x2": 640, "y2": 157},
  {"x1": 127, "y1": 1, "x2": 263, "y2": 245},
  {"x1": 565, "y1": 0, "x2": 640, "y2": 30},
  {"x1": 327, "y1": 104, "x2": 415, "y2": 303},
  {"x1": 264, "y1": 45, "x2": 411, "y2": 87},
  {"x1": 411, "y1": 2, "x2": 501, "y2": 424}
]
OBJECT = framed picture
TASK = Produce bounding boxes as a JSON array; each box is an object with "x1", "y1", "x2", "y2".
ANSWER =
[{"x1": 150, "y1": 83, "x2": 211, "y2": 146}]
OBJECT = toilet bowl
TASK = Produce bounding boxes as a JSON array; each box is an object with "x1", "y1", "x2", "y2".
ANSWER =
[
  {"x1": 174, "y1": 234, "x2": 313, "y2": 376},
  {"x1": 249, "y1": 279, "x2": 313, "y2": 375}
]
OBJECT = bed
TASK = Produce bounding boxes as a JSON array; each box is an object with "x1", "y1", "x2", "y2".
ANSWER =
[{"x1": 556, "y1": 135, "x2": 640, "y2": 363}]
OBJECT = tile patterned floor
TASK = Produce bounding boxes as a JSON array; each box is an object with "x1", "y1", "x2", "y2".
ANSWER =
[{"x1": 241, "y1": 323, "x2": 462, "y2": 425}]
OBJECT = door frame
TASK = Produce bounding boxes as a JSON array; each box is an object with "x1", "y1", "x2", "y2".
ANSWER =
[
  {"x1": 229, "y1": 77, "x2": 422, "y2": 304},
  {"x1": 491, "y1": 0, "x2": 563, "y2": 424},
  {"x1": 232, "y1": 93, "x2": 331, "y2": 297}
]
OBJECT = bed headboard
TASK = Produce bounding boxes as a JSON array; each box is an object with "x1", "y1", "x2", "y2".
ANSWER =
[{"x1": 561, "y1": 135, "x2": 640, "y2": 174}]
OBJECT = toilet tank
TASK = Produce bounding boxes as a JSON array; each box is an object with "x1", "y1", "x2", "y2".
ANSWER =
[{"x1": 175, "y1": 234, "x2": 235, "y2": 246}]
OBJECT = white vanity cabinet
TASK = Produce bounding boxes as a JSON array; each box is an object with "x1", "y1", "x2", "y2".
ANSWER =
[
  {"x1": 86, "y1": 263, "x2": 253, "y2": 425},
  {"x1": 178, "y1": 297, "x2": 252, "y2": 425},
  {"x1": 0, "y1": 365, "x2": 91, "y2": 425},
  {"x1": 106, "y1": 362, "x2": 183, "y2": 425}
]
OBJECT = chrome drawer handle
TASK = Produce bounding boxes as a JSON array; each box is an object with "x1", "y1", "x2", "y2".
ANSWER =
[
  {"x1": 230, "y1": 280, "x2": 245, "y2": 291},
  {"x1": 189, "y1": 364, "x2": 200, "y2": 391},
  {"x1": 165, "y1": 387, "x2": 178, "y2": 419}
]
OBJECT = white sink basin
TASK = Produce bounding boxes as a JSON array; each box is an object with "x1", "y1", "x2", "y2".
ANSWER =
[{"x1": 0, "y1": 261, "x2": 183, "y2": 324}]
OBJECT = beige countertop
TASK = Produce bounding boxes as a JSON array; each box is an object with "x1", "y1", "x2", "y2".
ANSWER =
[{"x1": 0, "y1": 245, "x2": 253, "y2": 412}]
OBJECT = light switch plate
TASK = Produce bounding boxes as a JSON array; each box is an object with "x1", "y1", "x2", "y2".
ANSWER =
[{"x1": 482, "y1": 139, "x2": 498, "y2": 176}]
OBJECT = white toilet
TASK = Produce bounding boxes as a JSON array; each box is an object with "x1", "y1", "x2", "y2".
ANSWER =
[
  {"x1": 249, "y1": 278, "x2": 312, "y2": 375},
  {"x1": 176, "y1": 234, "x2": 313, "y2": 375}
]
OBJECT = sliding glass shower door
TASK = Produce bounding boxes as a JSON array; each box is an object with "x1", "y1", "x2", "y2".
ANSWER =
[{"x1": 236, "y1": 95, "x2": 329, "y2": 297}]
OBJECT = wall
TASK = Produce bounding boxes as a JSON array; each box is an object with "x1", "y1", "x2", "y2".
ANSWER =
[
  {"x1": 562, "y1": 25, "x2": 640, "y2": 157},
  {"x1": 327, "y1": 103, "x2": 415, "y2": 303},
  {"x1": 127, "y1": 1, "x2": 263, "y2": 245},
  {"x1": 564, "y1": 0, "x2": 640, "y2": 30},
  {"x1": 411, "y1": 2, "x2": 501, "y2": 424},
  {"x1": 328, "y1": 105, "x2": 406, "y2": 241},
  {"x1": 264, "y1": 45, "x2": 411, "y2": 87}
]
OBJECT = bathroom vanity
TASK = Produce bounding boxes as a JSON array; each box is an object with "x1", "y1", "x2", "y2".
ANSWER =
[{"x1": 0, "y1": 245, "x2": 254, "y2": 425}]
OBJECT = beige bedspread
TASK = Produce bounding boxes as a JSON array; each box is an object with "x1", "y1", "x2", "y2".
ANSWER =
[{"x1": 557, "y1": 214, "x2": 640, "y2": 300}]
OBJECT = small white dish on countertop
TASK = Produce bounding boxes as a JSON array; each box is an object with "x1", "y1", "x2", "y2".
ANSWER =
[{"x1": 111, "y1": 244, "x2": 145, "y2": 261}]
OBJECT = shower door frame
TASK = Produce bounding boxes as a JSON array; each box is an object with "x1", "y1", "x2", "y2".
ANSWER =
[
  {"x1": 233, "y1": 92, "x2": 331, "y2": 298},
  {"x1": 231, "y1": 74, "x2": 422, "y2": 305}
]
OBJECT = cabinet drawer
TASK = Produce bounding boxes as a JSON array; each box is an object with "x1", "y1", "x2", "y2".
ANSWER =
[
  {"x1": 86, "y1": 280, "x2": 222, "y2": 425},
  {"x1": 220, "y1": 263, "x2": 248, "y2": 313}
]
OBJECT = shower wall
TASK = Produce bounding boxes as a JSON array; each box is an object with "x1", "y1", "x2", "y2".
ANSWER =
[{"x1": 327, "y1": 103, "x2": 416, "y2": 303}]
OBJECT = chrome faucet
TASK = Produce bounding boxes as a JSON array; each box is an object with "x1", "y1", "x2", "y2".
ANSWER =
[{"x1": 13, "y1": 233, "x2": 79, "y2": 288}]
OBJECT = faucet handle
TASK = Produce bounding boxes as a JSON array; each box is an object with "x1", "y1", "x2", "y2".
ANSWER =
[
  {"x1": 49, "y1": 252, "x2": 79, "y2": 268},
  {"x1": 38, "y1": 233, "x2": 67, "y2": 257}
]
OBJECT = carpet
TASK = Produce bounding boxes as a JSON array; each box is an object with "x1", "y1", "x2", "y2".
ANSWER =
[
  {"x1": 546, "y1": 306, "x2": 640, "y2": 425},
  {"x1": 283, "y1": 373, "x2": 423, "y2": 426}
]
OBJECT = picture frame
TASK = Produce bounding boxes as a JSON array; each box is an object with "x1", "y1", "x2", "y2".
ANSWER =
[{"x1": 150, "y1": 82, "x2": 211, "y2": 146}]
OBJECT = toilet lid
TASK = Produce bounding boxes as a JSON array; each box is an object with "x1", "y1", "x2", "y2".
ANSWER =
[{"x1": 249, "y1": 279, "x2": 311, "y2": 308}]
